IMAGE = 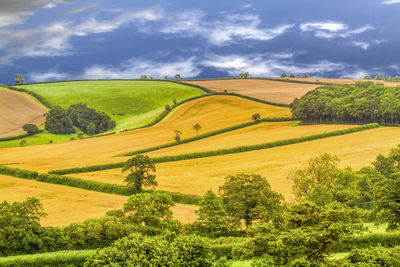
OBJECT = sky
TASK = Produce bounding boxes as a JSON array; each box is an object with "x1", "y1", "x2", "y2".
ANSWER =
[{"x1": 0, "y1": 0, "x2": 399, "y2": 84}]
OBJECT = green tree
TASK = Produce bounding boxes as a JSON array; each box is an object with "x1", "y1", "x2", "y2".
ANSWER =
[
  {"x1": 165, "y1": 104, "x2": 171, "y2": 111},
  {"x1": 193, "y1": 123, "x2": 202, "y2": 137},
  {"x1": 191, "y1": 190, "x2": 230, "y2": 237},
  {"x1": 22, "y1": 124, "x2": 39, "y2": 135},
  {"x1": 140, "y1": 75, "x2": 148, "y2": 80},
  {"x1": 44, "y1": 106, "x2": 75, "y2": 134},
  {"x1": 122, "y1": 192, "x2": 179, "y2": 235},
  {"x1": 373, "y1": 176, "x2": 400, "y2": 230},
  {"x1": 175, "y1": 74, "x2": 181, "y2": 80},
  {"x1": 376, "y1": 74, "x2": 384, "y2": 80},
  {"x1": 164, "y1": 75, "x2": 169, "y2": 79},
  {"x1": 219, "y1": 174, "x2": 283, "y2": 226},
  {"x1": 174, "y1": 130, "x2": 182, "y2": 142},
  {"x1": 364, "y1": 75, "x2": 372, "y2": 80},
  {"x1": 14, "y1": 74, "x2": 25, "y2": 84},
  {"x1": 385, "y1": 75, "x2": 393, "y2": 81},
  {"x1": 252, "y1": 113, "x2": 261, "y2": 122},
  {"x1": 290, "y1": 73, "x2": 295, "y2": 78},
  {"x1": 302, "y1": 74, "x2": 310, "y2": 78},
  {"x1": 86, "y1": 122, "x2": 96, "y2": 135},
  {"x1": 19, "y1": 139, "x2": 26, "y2": 147},
  {"x1": 239, "y1": 72, "x2": 249, "y2": 78},
  {"x1": 122, "y1": 155, "x2": 157, "y2": 191},
  {"x1": 281, "y1": 72, "x2": 287, "y2": 78}
]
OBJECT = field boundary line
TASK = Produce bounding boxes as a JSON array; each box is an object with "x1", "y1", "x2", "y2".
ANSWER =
[{"x1": 48, "y1": 123, "x2": 379, "y2": 175}]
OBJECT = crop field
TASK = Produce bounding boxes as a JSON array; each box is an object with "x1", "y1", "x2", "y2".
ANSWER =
[
  {"x1": 0, "y1": 95, "x2": 290, "y2": 172},
  {"x1": 0, "y1": 175, "x2": 197, "y2": 226},
  {"x1": 145, "y1": 123, "x2": 357, "y2": 158},
  {"x1": 0, "y1": 87, "x2": 46, "y2": 138},
  {"x1": 184, "y1": 79, "x2": 321, "y2": 104},
  {"x1": 16, "y1": 81, "x2": 206, "y2": 131},
  {"x1": 73, "y1": 127, "x2": 400, "y2": 202}
]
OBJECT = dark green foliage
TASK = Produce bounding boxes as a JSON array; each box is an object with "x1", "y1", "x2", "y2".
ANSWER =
[
  {"x1": 14, "y1": 74, "x2": 25, "y2": 85},
  {"x1": 45, "y1": 106, "x2": 75, "y2": 134},
  {"x1": 85, "y1": 233, "x2": 213, "y2": 266},
  {"x1": 189, "y1": 190, "x2": 230, "y2": 237},
  {"x1": 219, "y1": 174, "x2": 283, "y2": 226},
  {"x1": 122, "y1": 155, "x2": 157, "y2": 190},
  {"x1": 252, "y1": 113, "x2": 261, "y2": 122},
  {"x1": 22, "y1": 124, "x2": 39, "y2": 135},
  {"x1": 340, "y1": 232, "x2": 400, "y2": 251},
  {"x1": 346, "y1": 246, "x2": 400, "y2": 265},
  {"x1": 291, "y1": 82, "x2": 400, "y2": 124},
  {"x1": 68, "y1": 103, "x2": 115, "y2": 134}
]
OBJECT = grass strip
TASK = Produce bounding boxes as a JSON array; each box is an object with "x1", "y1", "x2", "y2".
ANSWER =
[
  {"x1": 49, "y1": 123, "x2": 379, "y2": 175},
  {"x1": 0, "y1": 166, "x2": 202, "y2": 205},
  {"x1": 116, "y1": 118, "x2": 294, "y2": 157}
]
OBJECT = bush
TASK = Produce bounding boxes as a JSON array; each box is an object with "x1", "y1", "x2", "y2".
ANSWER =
[
  {"x1": 339, "y1": 232, "x2": 400, "y2": 251},
  {"x1": 346, "y1": 246, "x2": 400, "y2": 265},
  {"x1": 22, "y1": 124, "x2": 39, "y2": 135}
]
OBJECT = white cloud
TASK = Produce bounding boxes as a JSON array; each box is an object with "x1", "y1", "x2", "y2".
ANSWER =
[
  {"x1": 201, "y1": 53, "x2": 346, "y2": 77},
  {"x1": 300, "y1": 21, "x2": 373, "y2": 39},
  {"x1": 352, "y1": 41, "x2": 370, "y2": 50},
  {"x1": 382, "y1": 0, "x2": 400, "y2": 4},
  {"x1": 0, "y1": 7, "x2": 164, "y2": 63},
  {"x1": 28, "y1": 70, "x2": 69, "y2": 82},
  {"x1": 82, "y1": 57, "x2": 201, "y2": 79},
  {"x1": 161, "y1": 11, "x2": 294, "y2": 45}
]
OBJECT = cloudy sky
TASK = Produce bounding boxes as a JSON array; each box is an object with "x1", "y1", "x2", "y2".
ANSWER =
[{"x1": 0, "y1": 0, "x2": 399, "y2": 83}]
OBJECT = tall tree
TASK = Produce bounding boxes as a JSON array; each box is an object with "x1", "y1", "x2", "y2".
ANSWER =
[
  {"x1": 219, "y1": 174, "x2": 283, "y2": 226},
  {"x1": 252, "y1": 113, "x2": 261, "y2": 122},
  {"x1": 281, "y1": 72, "x2": 287, "y2": 78},
  {"x1": 14, "y1": 74, "x2": 25, "y2": 84},
  {"x1": 122, "y1": 155, "x2": 157, "y2": 191},
  {"x1": 193, "y1": 123, "x2": 202, "y2": 137},
  {"x1": 174, "y1": 74, "x2": 181, "y2": 80}
]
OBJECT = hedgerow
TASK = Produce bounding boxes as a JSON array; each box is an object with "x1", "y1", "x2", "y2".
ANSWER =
[
  {"x1": 0, "y1": 165, "x2": 202, "y2": 205},
  {"x1": 49, "y1": 123, "x2": 379, "y2": 175},
  {"x1": 118, "y1": 118, "x2": 293, "y2": 157},
  {"x1": 339, "y1": 232, "x2": 400, "y2": 251}
]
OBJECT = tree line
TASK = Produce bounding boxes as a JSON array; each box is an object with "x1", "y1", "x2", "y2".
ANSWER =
[{"x1": 291, "y1": 81, "x2": 400, "y2": 124}]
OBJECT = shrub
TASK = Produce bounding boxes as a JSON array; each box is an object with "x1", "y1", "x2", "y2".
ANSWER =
[{"x1": 22, "y1": 124, "x2": 39, "y2": 135}]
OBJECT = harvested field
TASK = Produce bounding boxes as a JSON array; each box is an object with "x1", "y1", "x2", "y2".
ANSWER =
[
  {"x1": 0, "y1": 87, "x2": 46, "y2": 138},
  {"x1": 185, "y1": 79, "x2": 321, "y2": 104},
  {"x1": 0, "y1": 175, "x2": 197, "y2": 226},
  {"x1": 73, "y1": 127, "x2": 400, "y2": 202},
  {"x1": 146, "y1": 123, "x2": 357, "y2": 158},
  {"x1": 0, "y1": 95, "x2": 290, "y2": 172}
]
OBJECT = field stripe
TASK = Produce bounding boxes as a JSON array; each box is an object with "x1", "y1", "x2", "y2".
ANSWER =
[{"x1": 48, "y1": 123, "x2": 379, "y2": 175}]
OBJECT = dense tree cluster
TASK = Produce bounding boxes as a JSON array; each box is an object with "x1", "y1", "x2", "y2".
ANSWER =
[
  {"x1": 45, "y1": 103, "x2": 115, "y2": 135},
  {"x1": 291, "y1": 81, "x2": 400, "y2": 123}
]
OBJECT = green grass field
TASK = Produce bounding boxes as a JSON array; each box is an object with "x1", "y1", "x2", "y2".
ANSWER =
[{"x1": 16, "y1": 81, "x2": 206, "y2": 132}]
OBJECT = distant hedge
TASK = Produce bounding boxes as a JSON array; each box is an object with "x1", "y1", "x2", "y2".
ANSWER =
[
  {"x1": 339, "y1": 232, "x2": 400, "y2": 252},
  {"x1": 0, "y1": 130, "x2": 44, "y2": 142},
  {"x1": 49, "y1": 123, "x2": 378, "y2": 175},
  {"x1": 0, "y1": 165, "x2": 202, "y2": 205},
  {"x1": 119, "y1": 118, "x2": 293, "y2": 157},
  {"x1": 0, "y1": 250, "x2": 95, "y2": 267}
]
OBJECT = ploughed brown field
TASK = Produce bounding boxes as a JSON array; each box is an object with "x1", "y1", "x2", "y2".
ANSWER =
[
  {"x1": 184, "y1": 79, "x2": 321, "y2": 104},
  {"x1": 0, "y1": 87, "x2": 46, "y2": 138}
]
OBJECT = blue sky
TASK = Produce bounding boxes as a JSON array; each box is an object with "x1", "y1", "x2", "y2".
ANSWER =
[{"x1": 0, "y1": 0, "x2": 399, "y2": 83}]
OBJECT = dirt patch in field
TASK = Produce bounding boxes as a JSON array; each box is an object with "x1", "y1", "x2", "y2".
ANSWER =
[
  {"x1": 185, "y1": 79, "x2": 321, "y2": 104},
  {"x1": 0, "y1": 88, "x2": 46, "y2": 137}
]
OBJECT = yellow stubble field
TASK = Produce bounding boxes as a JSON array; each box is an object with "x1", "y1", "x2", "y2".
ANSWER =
[
  {"x1": 0, "y1": 175, "x2": 197, "y2": 226},
  {"x1": 0, "y1": 95, "x2": 290, "y2": 172},
  {"x1": 73, "y1": 127, "x2": 400, "y2": 202}
]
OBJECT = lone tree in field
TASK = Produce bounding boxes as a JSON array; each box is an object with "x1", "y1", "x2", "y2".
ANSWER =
[
  {"x1": 239, "y1": 72, "x2": 249, "y2": 78},
  {"x1": 140, "y1": 75, "x2": 148, "y2": 80},
  {"x1": 122, "y1": 155, "x2": 157, "y2": 191},
  {"x1": 219, "y1": 174, "x2": 283, "y2": 226},
  {"x1": 14, "y1": 74, "x2": 25, "y2": 85},
  {"x1": 252, "y1": 113, "x2": 261, "y2": 122},
  {"x1": 302, "y1": 74, "x2": 310, "y2": 78},
  {"x1": 364, "y1": 75, "x2": 372, "y2": 80},
  {"x1": 290, "y1": 73, "x2": 295, "y2": 78},
  {"x1": 174, "y1": 130, "x2": 182, "y2": 142},
  {"x1": 174, "y1": 74, "x2": 181, "y2": 80},
  {"x1": 281, "y1": 72, "x2": 287, "y2": 78},
  {"x1": 193, "y1": 123, "x2": 202, "y2": 137},
  {"x1": 164, "y1": 75, "x2": 168, "y2": 79},
  {"x1": 22, "y1": 124, "x2": 39, "y2": 135},
  {"x1": 375, "y1": 74, "x2": 384, "y2": 80}
]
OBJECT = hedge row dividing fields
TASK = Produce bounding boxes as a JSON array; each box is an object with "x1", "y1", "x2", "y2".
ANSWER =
[{"x1": 49, "y1": 123, "x2": 379, "y2": 175}]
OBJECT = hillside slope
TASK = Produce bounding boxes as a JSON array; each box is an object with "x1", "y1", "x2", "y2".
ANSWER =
[{"x1": 0, "y1": 87, "x2": 46, "y2": 138}]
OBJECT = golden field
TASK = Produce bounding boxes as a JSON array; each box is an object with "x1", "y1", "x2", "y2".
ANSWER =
[
  {"x1": 73, "y1": 127, "x2": 400, "y2": 202},
  {"x1": 185, "y1": 79, "x2": 320, "y2": 104},
  {"x1": 0, "y1": 95, "x2": 290, "y2": 172},
  {"x1": 0, "y1": 175, "x2": 197, "y2": 226}
]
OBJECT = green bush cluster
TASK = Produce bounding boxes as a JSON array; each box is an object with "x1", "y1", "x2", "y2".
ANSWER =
[
  {"x1": 346, "y1": 245, "x2": 400, "y2": 265},
  {"x1": 120, "y1": 118, "x2": 293, "y2": 157},
  {"x1": 0, "y1": 250, "x2": 95, "y2": 267}
]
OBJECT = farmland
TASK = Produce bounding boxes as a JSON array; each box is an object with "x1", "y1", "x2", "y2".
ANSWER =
[
  {"x1": 0, "y1": 95, "x2": 291, "y2": 172},
  {"x1": 185, "y1": 79, "x2": 321, "y2": 104},
  {"x1": 73, "y1": 127, "x2": 400, "y2": 201},
  {"x1": 0, "y1": 87, "x2": 46, "y2": 138}
]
